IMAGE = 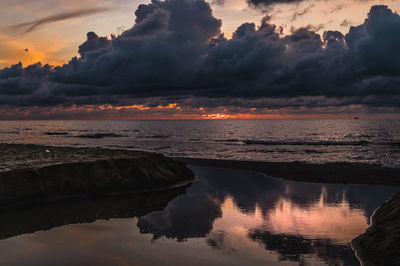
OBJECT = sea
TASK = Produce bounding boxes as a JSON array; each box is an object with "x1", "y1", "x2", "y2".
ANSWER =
[{"x1": 0, "y1": 119, "x2": 399, "y2": 167}]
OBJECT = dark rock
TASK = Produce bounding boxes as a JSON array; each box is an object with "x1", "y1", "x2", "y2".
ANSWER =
[
  {"x1": 351, "y1": 192, "x2": 400, "y2": 266},
  {"x1": 0, "y1": 144, "x2": 195, "y2": 209}
]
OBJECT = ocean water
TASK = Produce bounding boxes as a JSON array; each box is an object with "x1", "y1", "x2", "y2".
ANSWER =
[
  {"x1": 0, "y1": 166, "x2": 398, "y2": 265},
  {"x1": 1, "y1": 119, "x2": 399, "y2": 166}
]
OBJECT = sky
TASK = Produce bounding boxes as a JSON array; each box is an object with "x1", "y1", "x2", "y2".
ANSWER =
[{"x1": 0, "y1": 0, "x2": 400, "y2": 119}]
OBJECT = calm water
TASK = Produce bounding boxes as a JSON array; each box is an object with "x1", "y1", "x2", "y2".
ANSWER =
[
  {"x1": 0, "y1": 166, "x2": 398, "y2": 265},
  {"x1": 0, "y1": 119, "x2": 400, "y2": 166}
]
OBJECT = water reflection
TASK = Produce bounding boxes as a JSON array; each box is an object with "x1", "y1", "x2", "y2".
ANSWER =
[
  {"x1": 0, "y1": 166, "x2": 398, "y2": 265},
  {"x1": 264, "y1": 196, "x2": 367, "y2": 243},
  {"x1": 137, "y1": 166, "x2": 399, "y2": 265},
  {"x1": 0, "y1": 187, "x2": 186, "y2": 240}
]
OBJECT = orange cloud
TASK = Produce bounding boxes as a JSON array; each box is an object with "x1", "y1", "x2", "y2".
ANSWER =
[
  {"x1": 98, "y1": 104, "x2": 151, "y2": 111},
  {"x1": 0, "y1": 34, "x2": 64, "y2": 68}
]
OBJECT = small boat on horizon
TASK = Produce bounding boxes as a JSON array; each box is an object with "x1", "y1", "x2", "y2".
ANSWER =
[{"x1": 354, "y1": 117, "x2": 360, "y2": 120}]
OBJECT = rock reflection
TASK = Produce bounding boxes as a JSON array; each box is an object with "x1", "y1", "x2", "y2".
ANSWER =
[
  {"x1": 0, "y1": 187, "x2": 186, "y2": 240},
  {"x1": 138, "y1": 177, "x2": 224, "y2": 241}
]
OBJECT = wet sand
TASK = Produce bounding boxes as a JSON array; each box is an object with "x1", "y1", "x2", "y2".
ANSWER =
[{"x1": 179, "y1": 157, "x2": 400, "y2": 186}]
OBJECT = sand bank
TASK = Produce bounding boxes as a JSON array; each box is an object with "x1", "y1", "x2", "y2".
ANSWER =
[{"x1": 179, "y1": 157, "x2": 400, "y2": 186}]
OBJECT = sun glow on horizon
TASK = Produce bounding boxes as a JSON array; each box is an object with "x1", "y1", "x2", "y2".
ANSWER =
[{"x1": 202, "y1": 113, "x2": 232, "y2": 119}]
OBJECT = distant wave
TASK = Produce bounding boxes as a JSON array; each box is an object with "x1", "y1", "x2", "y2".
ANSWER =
[
  {"x1": 242, "y1": 140, "x2": 370, "y2": 146},
  {"x1": 238, "y1": 149, "x2": 295, "y2": 154},
  {"x1": 0, "y1": 131, "x2": 19, "y2": 134},
  {"x1": 384, "y1": 141, "x2": 400, "y2": 146},
  {"x1": 344, "y1": 134, "x2": 371, "y2": 138},
  {"x1": 304, "y1": 149, "x2": 326, "y2": 154},
  {"x1": 213, "y1": 138, "x2": 400, "y2": 147},
  {"x1": 214, "y1": 139, "x2": 241, "y2": 142},
  {"x1": 227, "y1": 147, "x2": 329, "y2": 154},
  {"x1": 152, "y1": 146, "x2": 171, "y2": 151},
  {"x1": 214, "y1": 138, "x2": 371, "y2": 146},
  {"x1": 44, "y1": 132, "x2": 69, "y2": 136},
  {"x1": 122, "y1": 129, "x2": 140, "y2": 132},
  {"x1": 75, "y1": 133, "x2": 126, "y2": 139},
  {"x1": 137, "y1": 135, "x2": 170, "y2": 139}
]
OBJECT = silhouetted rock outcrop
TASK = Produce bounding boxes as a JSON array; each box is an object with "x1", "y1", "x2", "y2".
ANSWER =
[
  {"x1": 0, "y1": 144, "x2": 195, "y2": 209},
  {"x1": 352, "y1": 192, "x2": 400, "y2": 266}
]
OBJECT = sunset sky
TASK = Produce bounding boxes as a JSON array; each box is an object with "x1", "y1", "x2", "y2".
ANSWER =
[{"x1": 1, "y1": 0, "x2": 400, "y2": 119}]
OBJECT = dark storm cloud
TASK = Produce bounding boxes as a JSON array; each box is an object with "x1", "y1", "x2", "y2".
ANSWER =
[
  {"x1": 289, "y1": 4, "x2": 314, "y2": 22},
  {"x1": 246, "y1": 0, "x2": 368, "y2": 10},
  {"x1": 1, "y1": 1, "x2": 400, "y2": 113},
  {"x1": 4, "y1": 7, "x2": 112, "y2": 34},
  {"x1": 247, "y1": 0, "x2": 302, "y2": 9}
]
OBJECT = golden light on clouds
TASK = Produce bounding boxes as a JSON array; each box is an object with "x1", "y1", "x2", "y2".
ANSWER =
[
  {"x1": 0, "y1": 34, "x2": 65, "y2": 68},
  {"x1": 0, "y1": 0, "x2": 399, "y2": 68},
  {"x1": 202, "y1": 113, "x2": 232, "y2": 119},
  {"x1": 1, "y1": 103, "x2": 385, "y2": 120},
  {"x1": 212, "y1": 0, "x2": 400, "y2": 38},
  {"x1": 98, "y1": 104, "x2": 151, "y2": 111},
  {"x1": 97, "y1": 103, "x2": 181, "y2": 111}
]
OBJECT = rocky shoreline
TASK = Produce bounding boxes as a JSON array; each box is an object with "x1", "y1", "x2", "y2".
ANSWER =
[
  {"x1": 0, "y1": 144, "x2": 195, "y2": 209},
  {"x1": 351, "y1": 192, "x2": 400, "y2": 266}
]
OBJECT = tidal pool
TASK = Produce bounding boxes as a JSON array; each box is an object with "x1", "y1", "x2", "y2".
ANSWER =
[{"x1": 0, "y1": 166, "x2": 398, "y2": 265}]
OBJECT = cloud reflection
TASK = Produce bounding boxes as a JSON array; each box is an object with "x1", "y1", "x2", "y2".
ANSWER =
[{"x1": 137, "y1": 166, "x2": 399, "y2": 263}]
